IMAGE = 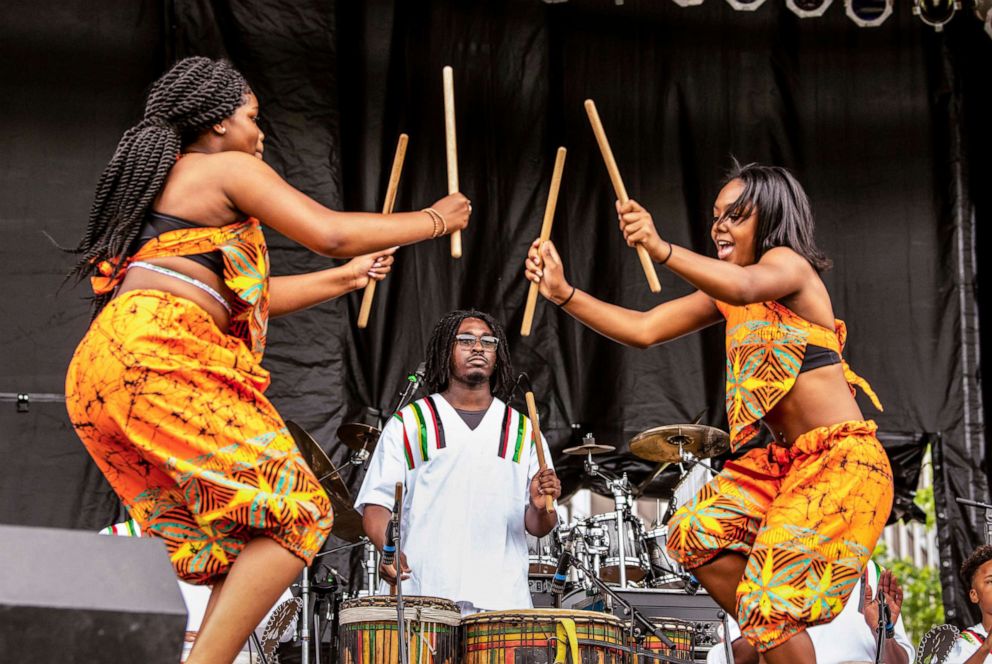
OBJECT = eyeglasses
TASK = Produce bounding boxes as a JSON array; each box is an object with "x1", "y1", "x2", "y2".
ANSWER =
[{"x1": 454, "y1": 333, "x2": 500, "y2": 351}]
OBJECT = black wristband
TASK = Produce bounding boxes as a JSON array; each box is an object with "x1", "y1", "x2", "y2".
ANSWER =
[
  {"x1": 659, "y1": 241, "x2": 674, "y2": 265},
  {"x1": 557, "y1": 286, "x2": 576, "y2": 308}
]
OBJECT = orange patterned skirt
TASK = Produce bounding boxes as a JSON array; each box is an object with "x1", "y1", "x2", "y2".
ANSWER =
[
  {"x1": 666, "y1": 420, "x2": 893, "y2": 652},
  {"x1": 65, "y1": 289, "x2": 333, "y2": 585}
]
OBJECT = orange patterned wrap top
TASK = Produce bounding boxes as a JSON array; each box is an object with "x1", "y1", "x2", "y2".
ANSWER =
[
  {"x1": 91, "y1": 218, "x2": 270, "y2": 360},
  {"x1": 715, "y1": 299, "x2": 882, "y2": 451}
]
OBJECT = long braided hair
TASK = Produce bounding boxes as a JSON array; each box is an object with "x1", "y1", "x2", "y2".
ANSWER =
[
  {"x1": 423, "y1": 310, "x2": 515, "y2": 401},
  {"x1": 68, "y1": 57, "x2": 249, "y2": 312}
]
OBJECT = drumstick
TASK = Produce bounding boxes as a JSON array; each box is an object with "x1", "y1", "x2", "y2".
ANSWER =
[
  {"x1": 583, "y1": 99, "x2": 662, "y2": 294},
  {"x1": 358, "y1": 133, "x2": 408, "y2": 329},
  {"x1": 443, "y1": 66, "x2": 462, "y2": 258},
  {"x1": 521, "y1": 147, "x2": 567, "y2": 337},
  {"x1": 524, "y1": 391, "x2": 555, "y2": 513}
]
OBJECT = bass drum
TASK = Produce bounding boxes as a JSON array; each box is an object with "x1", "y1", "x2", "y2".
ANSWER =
[
  {"x1": 337, "y1": 595, "x2": 461, "y2": 664},
  {"x1": 462, "y1": 608, "x2": 626, "y2": 663}
]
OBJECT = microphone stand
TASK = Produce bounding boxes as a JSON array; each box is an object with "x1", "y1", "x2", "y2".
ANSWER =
[
  {"x1": 955, "y1": 497, "x2": 992, "y2": 546},
  {"x1": 390, "y1": 363, "x2": 425, "y2": 417},
  {"x1": 393, "y1": 486, "x2": 408, "y2": 664},
  {"x1": 873, "y1": 589, "x2": 890, "y2": 664}
]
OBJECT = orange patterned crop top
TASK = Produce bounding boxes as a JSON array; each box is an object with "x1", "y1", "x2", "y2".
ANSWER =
[
  {"x1": 91, "y1": 217, "x2": 270, "y2": 360},
  {"x1": 715, "y1": 299, "x2": 882, "y2": 451}
]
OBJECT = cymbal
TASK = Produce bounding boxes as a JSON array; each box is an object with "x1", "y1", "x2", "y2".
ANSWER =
[
  {"x1": 629, "y1": 424, "x2": 729, "y2": 463},
  {"x1": 286, "y1": 420, "x2": 364, "y2": 543},
  {"x1": 337, "y1": 422, "x2": 381, "y2": 453},
  {"x1": 562, "y1": 442, "x2": 617, "y2": 456}
]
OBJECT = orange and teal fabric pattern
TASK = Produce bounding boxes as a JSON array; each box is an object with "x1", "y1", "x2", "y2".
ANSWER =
[
  {"x1": 91, "y1": 217, "x2": 270, "y2": 360},
  {"x1": 65, "y1": 289, "x2": 332, "y2": 585},
  {"x1": 716, "y1": 300, "x2": 882, "y2": 451},
  {"x1": 666, "y1": 420, "x2": 893, "y2": 651}
]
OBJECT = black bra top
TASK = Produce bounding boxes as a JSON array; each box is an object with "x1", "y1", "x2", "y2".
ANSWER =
[
  {"x1": 135, "y1": 211, "x2": 224, "y2": 275},
  {"x1": 800, "y1": 343, "x2": 841, "y2": 373}
]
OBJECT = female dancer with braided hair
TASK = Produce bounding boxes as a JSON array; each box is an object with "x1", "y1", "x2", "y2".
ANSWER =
[
  {"x1": 64, "y1": 57, "x2": 469, "y2": 664},
  {"x1": 525, "y1": 163, "x2": 893, "y2": 663}
]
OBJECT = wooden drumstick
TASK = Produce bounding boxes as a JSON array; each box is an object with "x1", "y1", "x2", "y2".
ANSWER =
[
  {"x1": 358, "y1": 133, "x2": 408, "y2": 329},
  {"x1": 584, "y1": 99, "x2": 662, "y2": 294},
  {"x1": 525, "y1": 390, "x2": 555, "y2": 513},
  {"x1": 521, "y1": 147, "x2": 567, "y2": 337},
  {"x1": 443, "y1": 66, "x2": 462, "y2": 258}
]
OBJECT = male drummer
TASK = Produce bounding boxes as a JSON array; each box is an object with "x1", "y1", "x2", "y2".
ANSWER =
[{"x1": 355, "y1": 309, "x2": 562, "y2": 614}]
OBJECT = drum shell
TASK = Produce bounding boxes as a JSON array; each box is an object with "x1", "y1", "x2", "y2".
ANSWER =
[
  {"x1": 587, "y1": 512, "x2": 648, "y2": 583},
  {"x1": 527, "y1": 532, "x2": 560, "y2": 575},
  {"x1": 337, "y1": 595, "x2": 461, "y2": 664},
  {"x1": 642, "y1": 526, "x2": 686, "y2": 589},
  {"x1": 461, "y1": 608, "x2": 626, "y2": 663}
]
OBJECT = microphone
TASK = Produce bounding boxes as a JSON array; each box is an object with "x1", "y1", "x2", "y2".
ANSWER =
[
  {"x1": 381, "y1": 520, "x2": 397, "y2": 568},
  {"x1": 381, "y1": 483, "x2": 403, "y2": 569},
  {"x1": 408, "y1": 362, "x2": 426, "y2": 383},
  {"x1": 550, "y1": 540, "x2": 574, "y2": 595}
]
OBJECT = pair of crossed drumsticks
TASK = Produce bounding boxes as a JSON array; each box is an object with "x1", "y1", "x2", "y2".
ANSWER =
[
  {"x1": 359, "y1": 69, "x2": 662, "y2": 513},
  {"x1": 357, "y1": 66, "x2": 662, "y2": 331}
]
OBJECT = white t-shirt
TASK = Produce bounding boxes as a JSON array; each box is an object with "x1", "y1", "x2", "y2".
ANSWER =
[
  {"x1": 945, "y1": 623, "x2": 991, "y2": 663},
  {"x1": 707, "y1": 562, "x2": 915, "y2": 664},
  {"x1": 355, "y1": 394, "x2": 553, "y2": 611}
]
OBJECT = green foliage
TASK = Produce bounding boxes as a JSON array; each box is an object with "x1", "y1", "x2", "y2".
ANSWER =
[{"x1": 874, "y1": 540, "x2": 945, "y2": 646}]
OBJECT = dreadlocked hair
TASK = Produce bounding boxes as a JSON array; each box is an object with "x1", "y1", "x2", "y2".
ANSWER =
[
  {"x1": 67, "y1": 56, "x2": 249, "y2": 313},
  {"x1": 423, "y1": 310, "x2": 515, "y2": 401}
]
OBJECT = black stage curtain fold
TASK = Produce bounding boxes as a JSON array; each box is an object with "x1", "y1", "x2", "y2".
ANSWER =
[{"x1": 2, "y1": 0, "x2": 989, "y2": 621}]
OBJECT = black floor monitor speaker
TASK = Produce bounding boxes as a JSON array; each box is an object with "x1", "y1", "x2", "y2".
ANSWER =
[{"x1": 0, "y1": 525, "x2": 187, "y2": 663}]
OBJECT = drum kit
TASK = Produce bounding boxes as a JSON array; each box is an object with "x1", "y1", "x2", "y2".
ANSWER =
[{"x1": 272, "y1": 415, "x2": 734, "y2": 664}]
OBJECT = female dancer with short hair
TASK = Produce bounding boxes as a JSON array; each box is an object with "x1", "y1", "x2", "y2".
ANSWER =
[
  {"x1": 65, "y1": 56, "x2": 470, "y2": 664},
  {"x1": 525, "y1": 162, "x2": 892, "y2": 663}
]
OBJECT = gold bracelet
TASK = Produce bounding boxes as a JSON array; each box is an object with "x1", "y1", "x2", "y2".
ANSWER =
[
  {"x1": 422, "y1": 208, "x2": 441, "y2": 238},
  {"x1": 423, "y1": 207, "x2": 447, "y2": 239}
]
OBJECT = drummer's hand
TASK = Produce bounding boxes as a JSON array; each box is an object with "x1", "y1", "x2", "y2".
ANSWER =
[
  {"x1": 346, "y1": 248, "x2": 396, "y2": 290},
  {"x1": 525, "y1": 239, "x2": 572, "y2": 305},
  {"x1": 378, "y1": 552, "x2": 411, "y2": 586},
  {"x1": 617, "y1": 199, "x2": 667, "y2": 262},
  {"x1": 529, "y1": 468, "x2": 562, "y2": 509},
  {"x1": 429, "y1": 192, "x2": 471, "y2": 234}
]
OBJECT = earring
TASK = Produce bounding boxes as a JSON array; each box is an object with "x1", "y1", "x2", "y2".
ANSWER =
[{"x1": 218, "y1": 127, "x2": 227, "y2": 135}]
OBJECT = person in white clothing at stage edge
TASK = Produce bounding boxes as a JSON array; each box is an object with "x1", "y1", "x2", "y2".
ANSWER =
[
  {"x1": 946, "y1": 545, "x2": 992, "y2": 664},
  {"x1": 355, "y1": 309, "x2": 562, "y2": 614},
  {"x1": 708, "y1": 560, "x2": 914, "y2": 664}
]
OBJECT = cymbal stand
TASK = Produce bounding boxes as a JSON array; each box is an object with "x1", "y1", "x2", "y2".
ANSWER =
[
  {"x1": 583, "y1": 446, "x2": 635, "y2": 588},
  {"x1": 294, "y1": 540, "x2": 365, "y2": 664}
]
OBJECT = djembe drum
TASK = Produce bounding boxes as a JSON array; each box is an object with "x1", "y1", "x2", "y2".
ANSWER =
[
  {"x1": 462, "y1": 608, "x2": 626, "y2": 663},
  {"x1": 337, "y1": 595, "x2": 461, "y2": 664}
]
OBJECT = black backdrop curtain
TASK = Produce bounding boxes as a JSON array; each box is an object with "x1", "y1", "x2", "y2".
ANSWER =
[{"x1": 1, "y1": 0, "x2": 989, "y2": 624}]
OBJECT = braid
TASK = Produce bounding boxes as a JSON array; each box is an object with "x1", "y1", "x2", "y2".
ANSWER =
[
  {"x1": 67, "y1": 57, "x2": 249, "y2": 314},
  {"x1": 423, "y1": 310, "x2": 515, "y2": 401}
]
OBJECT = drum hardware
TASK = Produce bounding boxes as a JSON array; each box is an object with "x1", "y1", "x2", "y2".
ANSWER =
[
  {"x1": 337, "y1": 422, "x2": 381, "y2": 465},
  {"x1": 580, "y1": 435, "x2": 640, "y2": 588}
]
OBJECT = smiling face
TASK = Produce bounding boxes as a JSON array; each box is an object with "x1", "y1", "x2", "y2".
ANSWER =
[
  {"x1": 711, "y1": 178, "x2": 759, "y2": 266},
  {"x1": 448, "y1": 317, "x2": 497, "y2": 388},
  {"x1": 218, "y1": 92, "x2": 265, "y2": 158}
]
